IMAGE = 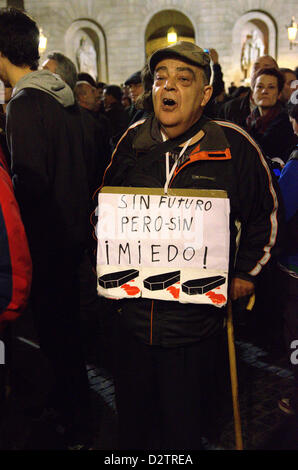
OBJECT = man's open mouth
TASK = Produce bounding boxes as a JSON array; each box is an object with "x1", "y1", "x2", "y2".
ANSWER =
[
  {"x1": 162, "y1": 98, "x2": 177, "y2": 108},
  {"x1": 162, "y1": 98, "x2": 177, "y2": 107}
]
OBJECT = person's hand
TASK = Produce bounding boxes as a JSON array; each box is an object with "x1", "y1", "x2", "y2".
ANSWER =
[
  {"x1": 209, "y1": 48, "x2": 218, "y2": 64},
  {"x1": 230, "y1": 277, "x2": 254, "y2": 301}
]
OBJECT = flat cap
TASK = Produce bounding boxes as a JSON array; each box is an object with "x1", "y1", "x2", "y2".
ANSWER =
[
  {"x1": 149, "y1": 41, "x2": 210, "y2": 75},
  {"x1": 124, "y1": 70, "x2": 142, "y2": 86}
]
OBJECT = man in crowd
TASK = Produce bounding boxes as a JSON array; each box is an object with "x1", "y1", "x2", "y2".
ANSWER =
[
  {"x1": 124, "y1": 70, "x2": 145, "y2": 123},
  {"x1": 95, "y1": 81, "x2": 106, "y2": 113},
  {"x1": 42, "y1": 51, "x2": 111, "y2": 367},
  {"x1": 0, "y1": 7, "x2": 93, "y2": 449},
  {"x1": 99, "y1": 41, "x2": 281, "y2": 449},
  {"x1": 74, "y1": 79, "x2": 111, "y2": 153},
  {"x1": 74, "y1": 79, "x2": 99, "y2": 113},
  {"x1": 42, "y1": 51, "x2": 78, "y2": 90},
  {"x1": 203, "y1": 48, "x2": 230, "y2": 117},
  {"x1": 279, "y1": 68, "x2": 298, "y2": 105},
  {"x1": 43, "y1": 52, "x2": 110, "y2": 196},
  {"x1": 102, "y1": 84, "x2": 130, "y2": 139}
]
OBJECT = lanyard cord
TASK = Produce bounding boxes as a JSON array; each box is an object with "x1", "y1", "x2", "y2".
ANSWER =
[{"x1": 161, "y1": 131, "x2": 192, "y2": 194}]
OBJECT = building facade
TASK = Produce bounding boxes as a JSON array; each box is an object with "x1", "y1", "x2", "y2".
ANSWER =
[{"x1": 1, "y1": 0, "x2": 297, "y2": 87}]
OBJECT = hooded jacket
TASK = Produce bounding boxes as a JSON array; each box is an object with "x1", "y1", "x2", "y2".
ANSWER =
[
  {"x1": 6, "y1": 70, "x2": 90, "y2": 256},
  {"x1": 99, "y1": 114, "x2": 281, "y2": 347},
  {"x1": 12, "y1": 70, "x2": 75, "y2": 107}
]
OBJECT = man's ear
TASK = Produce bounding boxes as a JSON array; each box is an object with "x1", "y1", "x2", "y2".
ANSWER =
[{"x1": 201, "y1": 85, "x2": 213, "y2": 107}]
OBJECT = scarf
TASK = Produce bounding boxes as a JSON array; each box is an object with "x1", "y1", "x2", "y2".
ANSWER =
[{"x1": 246, "y1": 101, "x2": 283, "y2": 135}]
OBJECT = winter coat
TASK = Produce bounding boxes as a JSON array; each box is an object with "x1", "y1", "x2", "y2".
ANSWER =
[{"x1": 98, "y1": 114, "x2": 281, "y2": 347}]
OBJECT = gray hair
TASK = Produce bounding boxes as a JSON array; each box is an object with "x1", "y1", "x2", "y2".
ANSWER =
[{"x1": 47, "y1": 51, "x2": 78, "y2": 90}]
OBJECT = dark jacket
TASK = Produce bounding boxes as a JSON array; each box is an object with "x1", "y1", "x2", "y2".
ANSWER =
[
  {"x1": 100, "y1": 115, "x2": 280, "y2": 347},
  {"x1": 245, "y1": 107, "x2": 297, "y2": 163},
  {"x1": 104, "y1": 102, "x2": 130, "y2": 138},
  {"x1": 219, "y1": 91, "x2": 251, "y2": 128},
  {"x1": 6, "y1": 71, "x2": 90, "y2": 256},
  {"x1": 79, "y1": 107, "x2": 111, "y2": 197}
]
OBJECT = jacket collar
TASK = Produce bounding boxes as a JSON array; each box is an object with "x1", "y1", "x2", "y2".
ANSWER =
[{"x1": 133, "y1": 114, "x2": 230, "y2": 153}]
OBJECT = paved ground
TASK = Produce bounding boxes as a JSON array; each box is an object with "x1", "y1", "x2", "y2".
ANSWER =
[{"x1": 0, "y1": 304, "x2": 297, "y2": 453}]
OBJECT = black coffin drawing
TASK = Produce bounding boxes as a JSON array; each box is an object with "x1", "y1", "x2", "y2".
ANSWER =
[
  {"x1": 182, "y1": 275, "x2": 225, "y2": 295},
  {"x1": 143, "y1": 271, "x2": 180, "y2": 291},
  {"x1": 98, "y1": 269, "x2": 139, "y2": 289}
]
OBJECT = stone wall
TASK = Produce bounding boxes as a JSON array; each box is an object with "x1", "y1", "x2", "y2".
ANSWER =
[{"x1": 21, "y1": 0, "x2": 298, "y2": 86}]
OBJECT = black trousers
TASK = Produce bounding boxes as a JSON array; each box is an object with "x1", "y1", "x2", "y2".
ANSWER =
[
  {"x1": 30, "y1": 250, "x2": 92, "y2": 437},
  {"x1": 114, "y1": 316, "x2": 224, "y2": 450}
]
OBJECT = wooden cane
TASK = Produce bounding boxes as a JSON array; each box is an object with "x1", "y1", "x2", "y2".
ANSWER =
[{"x1": 227, "y1": 298, "x2": 244, "y2": 450}]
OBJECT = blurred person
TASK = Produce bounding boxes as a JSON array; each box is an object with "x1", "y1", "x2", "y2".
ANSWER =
[
  {"x1": 228, "y1": 81, "x2": 237, "y2": 96},
  {"x1": 124, "y1": 70, "x2": 144, "y2": 122},
  {"x1": 103, "y1": 84, "x2": 129, "y2": 138},
  {"x1": 77, "y1": 71, "x2": 97, "y2": 87},
  {"x1": 131, "y1": 62, "x2": 153, "y2": 123},
  {"x1": 230, "y1": 85, "x2": 251, "y2": 99},
  {"x1": 121, "y1": 85, "x2": 131, "y2": 109},
  {"x1": 279, "y1": 68, "x2": 298, "y2": 105},
  {"x1": 220, "y1": 55, "x2": 279, "y2": 127},
  {"x1": 42, "y1": 57, "x2": 110, "y2": 192},
  {"x1": 42, "y1": 51, "x2": 78, "y2": 90},
  {"x1": 250, "y1": 55, "x2": 279, "y2": 80},
  {"x1": 0, "y1": 83, "x2": 12, "y2": 165},
  {"x1": 74, "y1": 80, "x2": 111, "y2": 164},
  {"x1": 194, "y1": 48, "x2": 227, "y2": 118},
  {"x1": 77, "y1": 73, "x2": 106, "y2": 113},
  {"x1": 42, "y1": 52, "x2": 111, "y2": 369},
  {"x1": 125, "y1": 70, "x2": 143, "y2": 104},
  {"x1": 0, "y1": 7, "x2": 93, "y2": 449},
  {"x1": 246, "y1": 67, "x2": 297, "y2": 164},
  {"x1": 74, "y1": 80, "x2": 98, "y2": 112}
]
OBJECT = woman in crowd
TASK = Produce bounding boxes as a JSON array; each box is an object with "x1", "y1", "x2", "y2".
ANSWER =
[{"x1": 246, "y1": 67, "x2": 297, "y2": 165}]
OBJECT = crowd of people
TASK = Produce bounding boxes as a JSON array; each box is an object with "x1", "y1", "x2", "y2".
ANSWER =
[{"x1": 0, "y1": 7, "x2": 297, "y2": 451}]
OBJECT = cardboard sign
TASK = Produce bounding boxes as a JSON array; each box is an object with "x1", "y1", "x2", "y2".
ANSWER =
[{"x1": 96, "y1": 187, "x2": 230, "y2": 307}]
